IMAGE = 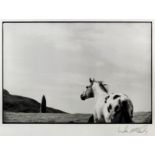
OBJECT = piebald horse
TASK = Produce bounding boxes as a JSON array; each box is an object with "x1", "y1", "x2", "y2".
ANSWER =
[{"x1": 80, "y1": 78, "x2": 133, "y2": 123}]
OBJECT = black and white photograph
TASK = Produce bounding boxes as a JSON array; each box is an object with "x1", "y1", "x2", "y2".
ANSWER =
[{"x1": 2, "y1": 21, "x2": 152, "y2": 124}]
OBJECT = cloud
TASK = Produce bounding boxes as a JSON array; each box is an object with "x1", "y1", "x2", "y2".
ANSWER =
[{"x1": 4, "y1": 23, "x2": 151, "y2": 113}]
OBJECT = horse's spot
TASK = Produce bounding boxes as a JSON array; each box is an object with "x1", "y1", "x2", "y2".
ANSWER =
[
  {"x1": 113, "y1": 95, "x2": 120, "y2": 99},
  {"x1": 108, "y1": 104, "x2": 112, "y2": 113},
  {"x1": 105, "y1": 95, "x2": 110, "y2": 100},
  {"x1": 115, "y1": 105, "x2": 119, "y2": 112},
  {"x1": 105, "y1": 95, "x2": 110, "y2": 103}
]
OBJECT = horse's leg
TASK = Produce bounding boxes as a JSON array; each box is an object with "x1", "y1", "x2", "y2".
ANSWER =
[
  {"x1": 93, "y1": 111, "x2": 99, "y2": 123},
  {"x1": 89, "y1": 111, "x2": 105, "y2": 123},
  {"x1": 88, "y1": 115, "x2": 94, "y2": 123}
]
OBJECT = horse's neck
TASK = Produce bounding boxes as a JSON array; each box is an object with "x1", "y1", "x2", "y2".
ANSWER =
[{"x1": 93, "y1": 84, "x2": 108, "y2": 103}]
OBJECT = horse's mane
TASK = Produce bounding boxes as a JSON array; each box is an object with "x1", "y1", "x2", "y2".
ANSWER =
[{"x1": 98, "y1": 81, "x2": 108, "y2": 93}]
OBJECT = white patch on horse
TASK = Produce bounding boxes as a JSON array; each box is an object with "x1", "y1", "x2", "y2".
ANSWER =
[{"x1": 92, "y1": 82, "x2": 108, "y2": 122}]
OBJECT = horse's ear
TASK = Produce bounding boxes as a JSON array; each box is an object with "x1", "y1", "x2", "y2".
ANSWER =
[
  {"x1": 89, "y1": 78, "x2": 92, "y2": 83},
  {"x1": 89, "y1": 78, "x2": 94, "y2": 83}
]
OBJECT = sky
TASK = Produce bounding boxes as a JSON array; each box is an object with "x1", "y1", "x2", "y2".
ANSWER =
[{"x1": 3, "y1": 22, "x2": 151, "y2": 113}]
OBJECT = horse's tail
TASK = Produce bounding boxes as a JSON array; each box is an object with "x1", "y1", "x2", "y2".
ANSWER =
[{"x1": 121, "y1": 99, "x2": 134, "y2": 123}]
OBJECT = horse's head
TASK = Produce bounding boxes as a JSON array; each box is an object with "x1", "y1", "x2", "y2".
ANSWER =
[
  {"x1": 80, "y1": 78, "x2": 95, "y2": 100},
  {"x1": 80, "y1": 78, "x2": 108, "y2": 100}
]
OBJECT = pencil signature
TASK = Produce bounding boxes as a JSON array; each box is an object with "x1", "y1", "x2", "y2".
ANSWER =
[{"x1": 118, "y1": 125, "x2": 148, "y2": 134}]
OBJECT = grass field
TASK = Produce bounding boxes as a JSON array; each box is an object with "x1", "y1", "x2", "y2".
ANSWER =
[{"x1": 3, "y1": 111, "x2": 152, "y2": 124}]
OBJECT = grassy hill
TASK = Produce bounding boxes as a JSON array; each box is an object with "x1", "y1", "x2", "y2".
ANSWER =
[
  {"x1": 3, "y1": 89, "x2": 66, "y2": 113},
  {"x1": 3, "y1": 112, "x2": 151, "y2": 123},
  {"x1": 3, "y1": 89, "x2": 152, "y2": 124},
  {"x1": 132, "y1": 111, "x2": 152, "y2": 123}
]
